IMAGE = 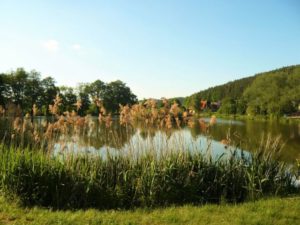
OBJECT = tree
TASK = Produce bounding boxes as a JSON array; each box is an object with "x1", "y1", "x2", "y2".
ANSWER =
[
  {"x1": 41, "y1": 77, "x2": 58, "y2": 115},
  {"x1": 218, "y1": 98, "x2": 237, "y2": 115},
  {"x1": 0, "y1": 68, "x2": 141, "y2": 116},
  {"x1": 8, "y1": 68, "x2": 28, "y2": 110},
  {"x1": 86, "y1": 80, "x2": 105, "y2": 99},
  {"x1": 184, "y1": 94, "x2": 200, "y2": 112},
  {"x1": 243, "y1": 69, "x2": 300, "y2": 117},
  {"x1": 0, "y1": 73, "x2": 10, "y2": 106},
  {"x1": 59, "y1": 86, "x2": 77, "y2": 112},
  {"x1": 236, "y1": 98, "x2": 247, "y2": 115},
  {"x1": 24, "y1": 70, "x2": 44, "y2": 114},
  {"x1": 77, "y1": 83, "x2": 91, "y2": 116},
  {"x1": 102, "y1": 80, "x2": 137, "y2": 113}
]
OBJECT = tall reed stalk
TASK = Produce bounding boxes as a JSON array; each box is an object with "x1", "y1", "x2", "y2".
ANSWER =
[{"x1": 0, "y1": 135, "x2": 297, "y2": 210}]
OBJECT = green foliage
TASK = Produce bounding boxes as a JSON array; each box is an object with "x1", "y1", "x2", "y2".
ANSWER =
[
  {"x1": 0, "y1": 139, "x2": 297, "y2": 210},
  {"x1": 218, "y1": 98, "x2": 237, "y2": 114},
  {"x1": 185, "y1": 65, "x2": 300, "y2": 117},
  {"x1": 102, "y1": 80, "x2": 138, "y2": 113},
  {"x1": 40, "y1": 77, "x2": 59, "y2": 115},
  {"x1": 243, "y1": 66, "x2": 300, "y2": 117},
  {"x1": 86, "y1": 80, "x2": 106, "y2": 99},
  {"x1": 183, "y1": 94, "x2": 200, "y2": 111},
  {"x1": 0, "y1": 73, "x2": 9, "y2": 106},
  {"x1": 0, "y1": 68, "x2": 138, "y2": 116}
]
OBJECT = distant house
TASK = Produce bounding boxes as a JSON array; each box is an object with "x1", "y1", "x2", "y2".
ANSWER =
[
  {"x1": 211, "y1": 101, "x2": 221, "y2": 112},
  {"x1": 200, "y1": 100, "x2": 221, "y2": 112},
  {"x1": 200, "y1": 100, "x2": 207, "y2": 110}
]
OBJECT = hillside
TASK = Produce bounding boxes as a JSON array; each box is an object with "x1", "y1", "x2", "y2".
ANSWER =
[{"x1": 184, "y1": 65, "x2": 300, "y2": 116}]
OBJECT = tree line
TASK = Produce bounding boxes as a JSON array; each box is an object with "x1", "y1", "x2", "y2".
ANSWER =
[
  {"x1": 184, "y1": 65, "x2": 300, "y2": 117},
  {"x1": 0, "y1": 68, "x2": 137, "y2": 116}
]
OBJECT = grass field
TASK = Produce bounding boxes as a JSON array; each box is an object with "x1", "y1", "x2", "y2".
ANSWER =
[{"x1": 0, "y1": 196, "x2": 299, "y2": 225}]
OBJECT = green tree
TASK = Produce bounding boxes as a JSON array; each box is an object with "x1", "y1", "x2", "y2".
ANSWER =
[
  {"x1": 8, "y1": 68, "x2": 28, "y2": 111},
  {"x1": 59, "y1": 86, "x2": 77, "y2": 112},
  {"x1": 86, "y1": 80, "x2": 106, "y2": 99},
  {"x1": 0, "y1": 73, "x2": 10, "y2": 106},
  {"x1": 41, "y1": 77, "x2": 58, "y2": 115},
  {"x1": 102, "y1": 80, "x2": 137, "y2": 113},
  {"x1": 24, "y1": 70, "x2": 44, "y2": 114},
  {"x1": 218, "y1": 98, "x2": 237, "y2": 114},
  {"x1": 77, "y1": 83, "x2": 91, "y2": 116}
]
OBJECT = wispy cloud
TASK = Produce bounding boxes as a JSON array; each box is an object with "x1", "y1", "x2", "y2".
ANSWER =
[
  {"x1": 72, "y1": 44, "x2": 81, "y2": 50},
  {"x1": 42, "y1": 40, "x2": 59, "y2": 52}
]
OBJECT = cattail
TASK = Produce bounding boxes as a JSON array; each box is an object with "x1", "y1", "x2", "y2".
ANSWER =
[
  {"x1": 22, "y1": 113, "x2": 33, "y2": 132},
  {"x1": 71, "y1": 110, "x2": 77, "y2": 117},
  {"x1": 63, "y1": 111, "x2": 70, "y2": 117},
  {"x1": 33, "y1": 130, "x2": 40, "y2": 142},
  {"x1": 182, "y1": 111, "x2": 189, "y2": 124},
  {"x1": 165, "y1": 114, "x2": 173, "y2": 129},
  {"x1": 187, "y1": 119, "x2": 195, "y2": 128},
  {"x1": 93, "y1": 97, "x2": 102, "y2": 108},
  {"x1": 49, "y1": 94, "x2": 63, "y2": 115},
  {"x1": 0, "y1": 105, "x2": 5, "y2": 116},
  {"x1": 84, "y1": 114, "x2": 91, "y2": 124},
  {"x1": 120, "y1": 104, "x2": 131, "y2": 126},
  {"x1": 100, "y1": 106, "x2": 106, "y2": 116},
  {"x1": 49, "y1": 104, "x2": 58, "y2": 115},
  {"x1": 57, "y1": 115, "x2": 65, "y2": 126},
  {"x1": 149, "y1": 99, "x2": 157, "y2": 108},
  {"x1": 105, "y1": 114, "x2": 112, "y2": 128},
  {"x1": 98, "y1": 113, "x2": 103, "y2": 124},
  {"x1": 24, "y1": 113, "x2": 30, "y2": 120},
  {"x1": 74, "y1": 99, "x2": 82, "y2": 111},
  {"x1": 32, "y1": 104, "x2": 39, "y2": 116},
  {"x1": 170, "y1": 102, "x2": 180, "y2": 117},
  {"x1": 151, "y1": 108, "x2": 158, "y2": 124},
  {"x1": 199, "y1": 118, "x2": 207, "y2": 132},
  {"x1": 210, "y1": 115, "x2": 217, "y2": 125},
  {"x1": 175, "y1": 117, "x2": 181, "y2": 128},
  {"x1": 160, "y1": 119, "x2": 164, "y2": 128},
  {"x1": 54, "y1": 94, "x2": 62, "y2": 106},
  {"x1": 161, "y1": 97, "x2": 169, "y2": 108},
  {"x1": 75, "y1": 117, "x2": 85, "y2": 127},
  {"x1": 13, "y1": 117, "x2": 22, "y2": 132},
  {"x1": 44, "y1": 123, "x2": 54, "y2": 139}
]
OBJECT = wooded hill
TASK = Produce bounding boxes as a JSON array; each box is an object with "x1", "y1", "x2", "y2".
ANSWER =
[{"x1": 184, "y1": 65, "x2": 300, "y2": 117}]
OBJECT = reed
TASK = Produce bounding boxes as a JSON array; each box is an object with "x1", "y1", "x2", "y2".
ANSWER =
[
  {"x1": 0, "y1": 97, "x2": 299, "y2": 210},
  {"x1": 0, "y1": 135, "x2": 297, "y2": 210}
]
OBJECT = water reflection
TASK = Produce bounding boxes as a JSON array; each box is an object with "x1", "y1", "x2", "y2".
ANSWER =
[{"x1": 0, "y1": 117, "x2": 299, "y2": 163}]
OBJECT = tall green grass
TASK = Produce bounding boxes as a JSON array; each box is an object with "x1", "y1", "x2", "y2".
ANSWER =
[{"x1": 0, "y1": 137, "x2": 297, "y2": 210}]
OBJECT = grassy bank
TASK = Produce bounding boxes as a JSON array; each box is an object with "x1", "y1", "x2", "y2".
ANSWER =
[{"x1": 0, "y1": 196, "x2": 299, "y2": 225}]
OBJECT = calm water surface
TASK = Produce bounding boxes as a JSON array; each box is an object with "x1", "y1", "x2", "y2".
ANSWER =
[{"x1": 1, "y1": 117, "x2": 299, "y2": 162}]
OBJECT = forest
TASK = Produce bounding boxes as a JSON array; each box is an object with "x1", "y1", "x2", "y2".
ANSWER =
[
  {"x1": 184, "y1": 65, "x2": 300, "y2": 117},
  {"x1": 1, "y1": 65, "x2": 300, "y2": 118},
  {"x1": 0, "y1": 68, "x2": 137, "y2": 116}
]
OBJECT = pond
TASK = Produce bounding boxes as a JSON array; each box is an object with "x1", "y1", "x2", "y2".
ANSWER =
[{"x1": 0, "y1": 117, "x2": 299, "y2": 163}]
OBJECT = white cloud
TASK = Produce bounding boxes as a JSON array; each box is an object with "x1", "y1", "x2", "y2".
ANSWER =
[
  {"x1": 72, "y1": 44, "x2": 81, "y2": 50},
  {"x1": 42, "y1": 40, "x2": 59, "y2": 52}
]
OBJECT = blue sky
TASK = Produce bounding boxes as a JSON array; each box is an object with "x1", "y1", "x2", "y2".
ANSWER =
[{"x1": 0, "y1": 0, "x2": 299, "y2": 99}]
